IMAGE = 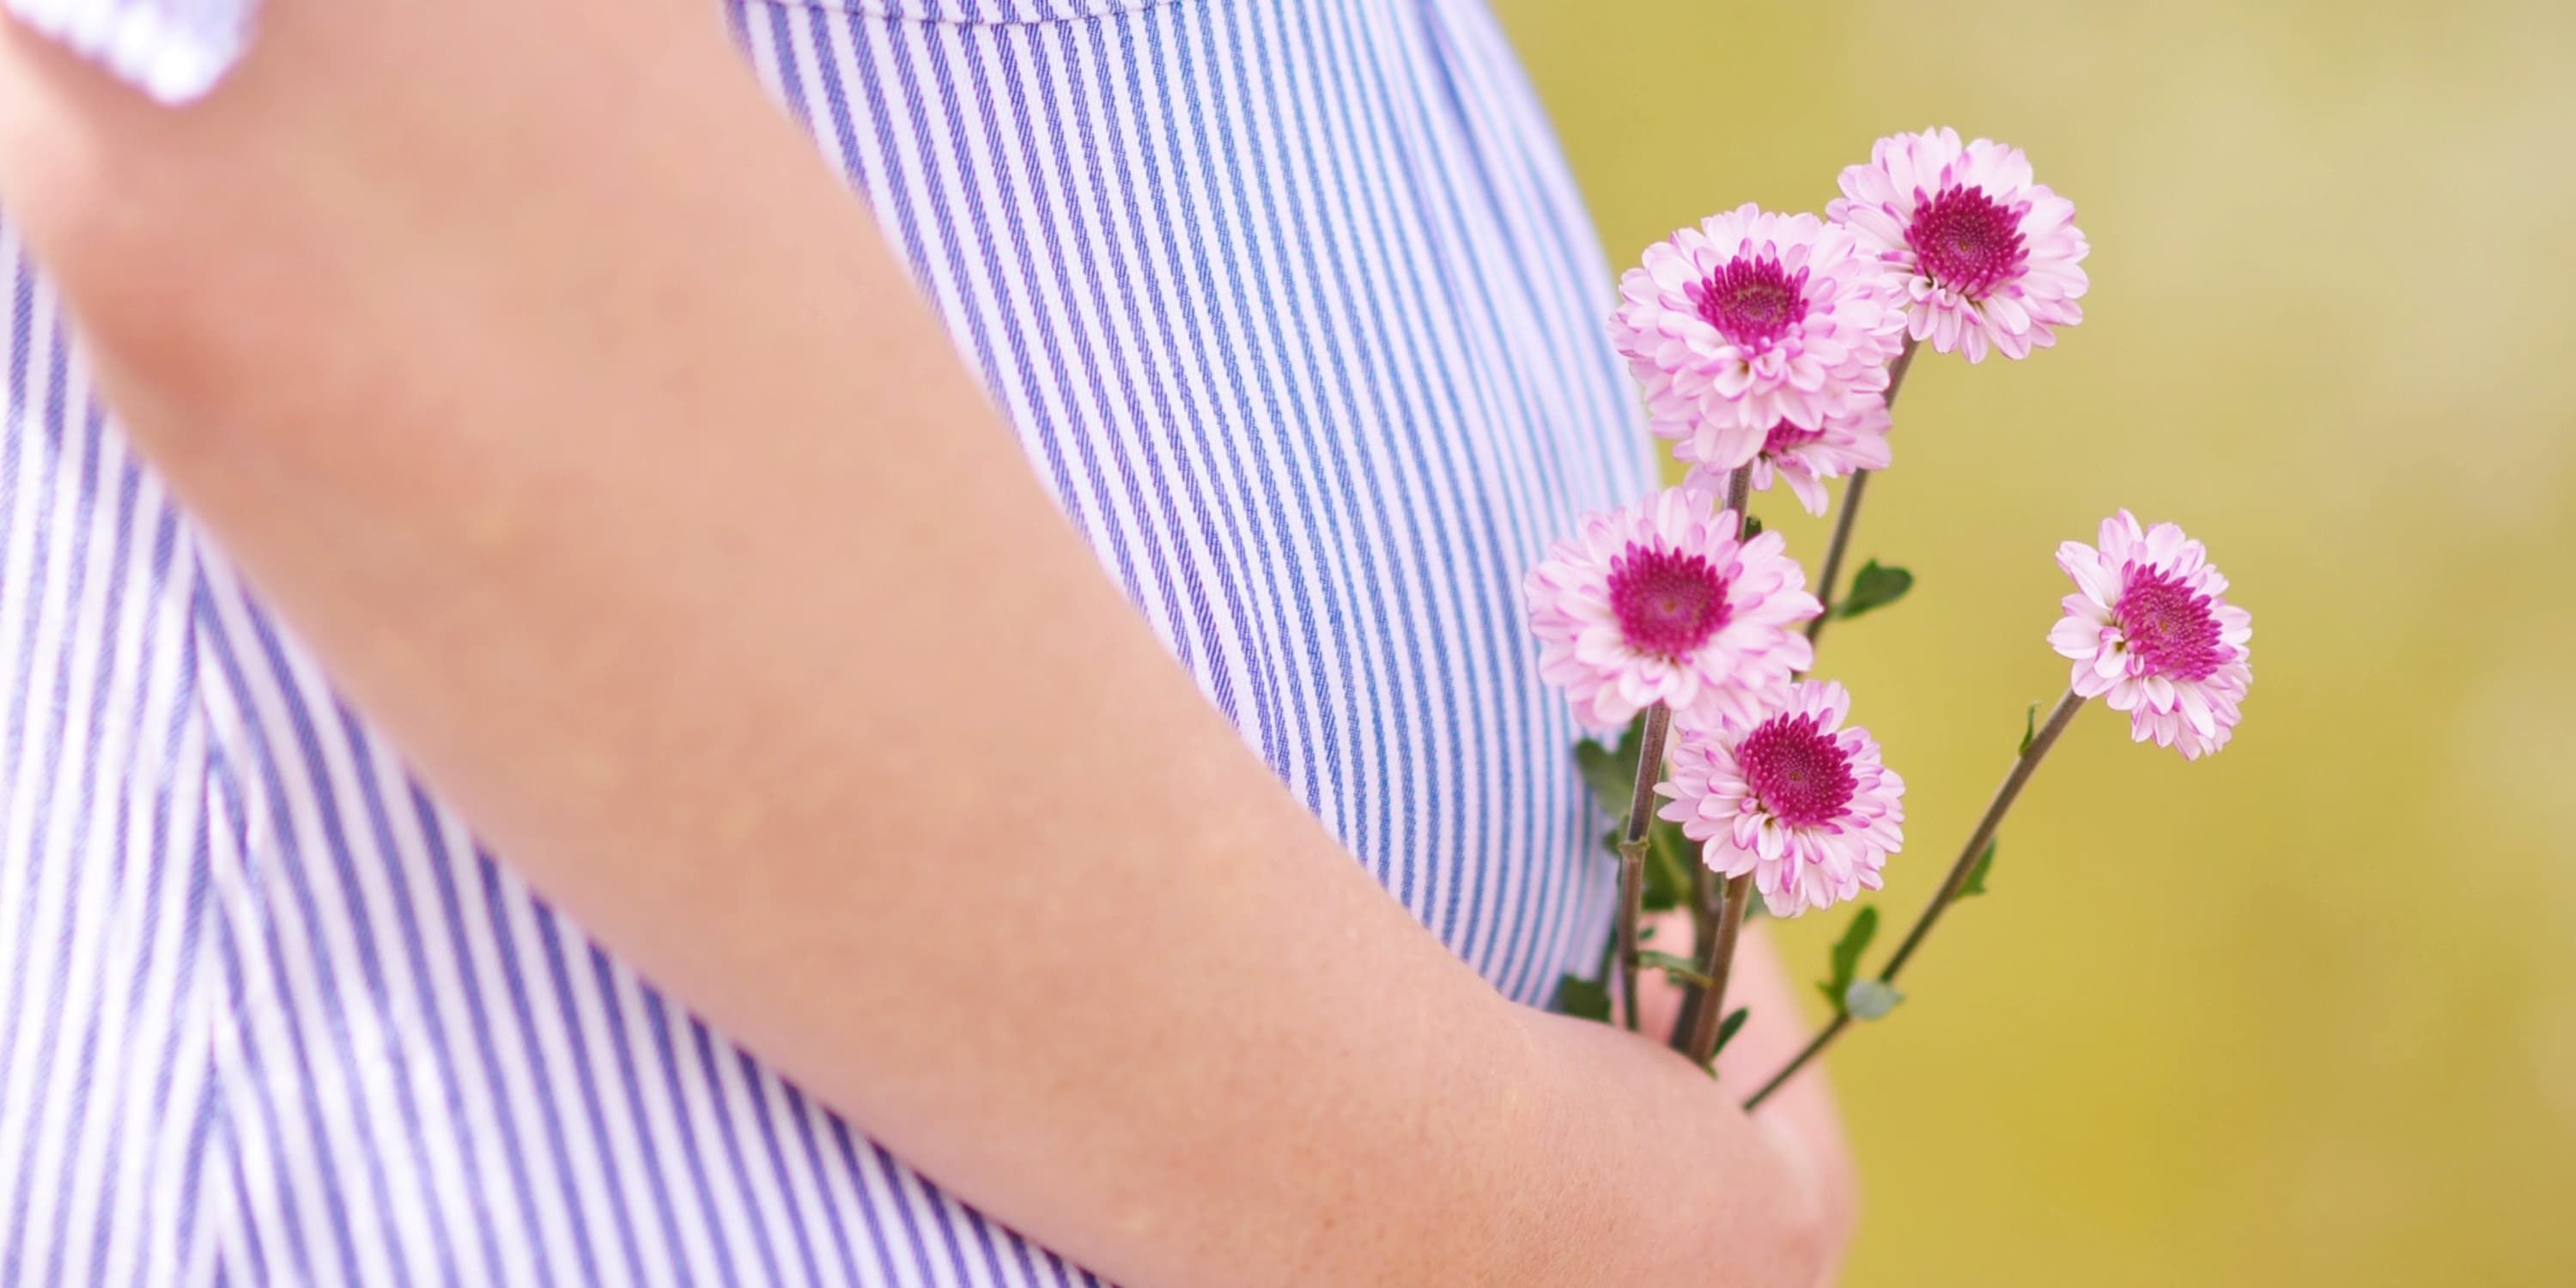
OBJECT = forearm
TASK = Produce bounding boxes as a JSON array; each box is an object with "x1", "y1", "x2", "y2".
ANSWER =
[{"x1": 0, "y1": 4, "x2": 1832, "y2": 1283}]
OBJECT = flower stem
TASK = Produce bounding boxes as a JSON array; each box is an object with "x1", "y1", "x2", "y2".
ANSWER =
[
  {"x1": 1742, "y1": 687, "x2": 2087, "y2": 1109},
  {"x1": 1669, "y1": 465, "x2": 1757, "y2": 1048},
  {"x1": 1614, "y1": 702, "x2": 1674, "y2": 1032},
  {"x1": 1746, "y1": 1020, "x2": 1844, "y2": 1112},
  {"x1": 1669, "y1": 848, "x2": 1722, "y2": 1054},
  {"x1": 1684, "y1": 873, "x2": 1755, "y2": 1066},
  {"x1": 1722, "y1": 461, "x2": 1752, "y2": 524},
  {"x1": 1877, "y1": 689, "x2": 2083, "y2": 980},
  {"x1": 1804, "y1": 338, "x2": 1920, "y2": 650}
]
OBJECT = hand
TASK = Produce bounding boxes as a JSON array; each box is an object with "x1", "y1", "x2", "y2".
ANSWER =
[{"x1": 1637, "y1": 915, "x2": 1862, "y2": 1285}]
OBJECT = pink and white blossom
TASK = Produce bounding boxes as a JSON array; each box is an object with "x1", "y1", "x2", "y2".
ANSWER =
[
  {"x1": 1611, "y1": 204, "x2": 1907, "y2": 472},
  {"x1": 1680, "y1": 392, "x2": 1894, "y2": 517},
  {"x1": 2050, "y1": 511, "x2": 2253, "y2": 760},
  {"x1": 1830, "y1": 128, "x2": 2088, "y2": 363},
  {"x1": 1523, "y1": 486, "x2": 1820, "y2": 732},
  {"x1": 1657, "y1": 681, "x2": 1906, "y2": 918}
]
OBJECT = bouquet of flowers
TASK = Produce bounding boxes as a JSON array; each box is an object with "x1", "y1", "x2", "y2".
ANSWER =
[{"x1": 1539, "y1": 128, "x2": 2254, "y2": 1105}]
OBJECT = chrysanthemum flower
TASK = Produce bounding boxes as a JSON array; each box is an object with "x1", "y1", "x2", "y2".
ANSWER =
[
  {"x1": 1611, "y1": 204, "x2": 1907, "y2": 472},
  {"x1": 1657, "y1": 680, "x2": 1905, "y2": 918},
  {"x1": 1679, "y1": 392, "x2": 1893, "y2": 518},
  {"x1": 1829, "y1": 128, "x2": 2088, "y2": 363},
  {"x1": 1523, "y1": 485, "x2": 1820, "y2": 732},
  {"x1": 2050, "y1": 511, "x2": 2253, "y2": 759}
]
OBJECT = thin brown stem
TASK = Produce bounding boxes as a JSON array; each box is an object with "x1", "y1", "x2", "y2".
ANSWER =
[
  {"x1": 1743, "y1": 688, "x2": 2087, "y2": 1109},
  {"x1": 1613, "y1": 852, "x2": 1643, "y2": 1032},
  {"x1": 1802, "y1": 471, "x2": 1870, "y2": 649},
  {"x1": 1669, "y1": 465, "x2": 1754, "y2": 1048},
  {"x1": 1669, "y1": 844, "x2": 1724, "y2": 1054},
  {"x1": 1803, "y1": 338, "x2": 1920, "y2": 651},
  {"x1": 1885, "y1": 337, "x2": 1923, "y2": 407},
  {"x1": 1877, "y1": 689, "x2": 2083, "y2": 979},
  {"x1": 1613, "y1": 702, "x2": 1674, "y2": 1032},
  {"x1": 1744, "y1": 1015, "x2": 1845, "y2": 1110},
  {"x1": 1683, "y1": 874, "x2": 1754, "y2": 1066}
]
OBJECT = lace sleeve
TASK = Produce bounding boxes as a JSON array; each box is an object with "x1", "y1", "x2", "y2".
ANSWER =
[{"x1": 5, "y1": 0, "x2": 254, "y2": 103}]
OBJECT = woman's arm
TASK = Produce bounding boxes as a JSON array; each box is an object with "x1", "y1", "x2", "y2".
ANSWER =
[
  {"x1": 1645, "y1": 920, "x2": 1864, "y2": 1282},
  {"x1": 0, "y1": 3, "x2": 1846, "y2": 1283}
]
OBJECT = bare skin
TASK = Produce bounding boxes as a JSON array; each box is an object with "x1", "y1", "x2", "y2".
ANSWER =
[
  {"x1": 1642, "y1": 919, "x2": 1862, "y2": 1283},
  {"x1": 0, "y1": 3, "x2": 1855, "y2": 1283}
]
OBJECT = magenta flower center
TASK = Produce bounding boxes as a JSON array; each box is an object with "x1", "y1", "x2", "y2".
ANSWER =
[
  {"x1": 2114, "y1": 567, "x2": 2229, "y2": 682},
  {"x1": 1688, "y1": 255, "x2": 1809, "y2": 351},
  {"x1": 1905, "y1": 185, "x2": 2027, "y2": 299},
  {"x1": 1738, "y1": 713, "x2": 1857, "y2": 829},
  {"x1": 1607, "y1": 544, "x2": 1734, "y2": 659},
  {"x1": 1761, "y1": 420, "x2": 1826, "y2": 456}
]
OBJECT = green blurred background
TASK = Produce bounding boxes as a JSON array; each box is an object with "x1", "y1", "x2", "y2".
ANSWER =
[{"x1": 1489, "y1": 1, "x2": 2576, "y2": 1283}]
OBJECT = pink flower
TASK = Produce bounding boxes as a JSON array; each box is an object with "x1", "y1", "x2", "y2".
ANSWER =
[
  {"x1": 2050, "y1": 511, "x2": 2253, "y2": 759},
  {"x1": 1657, "y1": 681, "x2": 1905, "y2": 918},
  {"x1": 1829, "y1": 128, "x2": 2088, "y2": 363},
  {"x1": 1611, "y1": 204, "x2": 1907, "y2": 472},
  {"x1": 1680, "y1": 392, "x2": 1893, "y2": 517},
  {"x1": 1523, "y1": 485, "x2": 1820, "y2": 732}
]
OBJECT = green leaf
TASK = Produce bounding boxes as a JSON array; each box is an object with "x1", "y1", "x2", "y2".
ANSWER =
[
  {"x1": 1555, "y1": 974, "x2": 1613, "y2": 1024},
  {"x1": 1844, "y1": 980, "x2": 1905, "y2": 1021},
  {"x1": 1741, "y1": 514, "x2": 1765, "y2": 539},
  {"x1": 1959, "y1": 837, "x2": 2000, "y2": 900},
  {"x1": 1574, "y1": 738, "x2": 1637, "y2": 823},
  {"x1": 1584, "y1": 712, "x2": 1663, "y2": 816},
  {"x1": 1637, "y1": 950, "x2": 1712, "y2": 989},
  {"x1": 1641, "y1": 820, "x2": 1693, "y2": 914},
  {"x1": 1576, "y1": 716, "x2": 1703, "y2": 917},
  {"x1": 1833, "y1": 561, "x2": 1914, "y2": 621},
  {"x1": 1818, "y1": 905, "x2": 1880, "y2": 1010},
  {"x1": 1579, "y1": 716, "x2": 1692, "y2": 912},
  {"x1": 1713, "y1": 1006, "x2": 1751, "y2": 1059},
  {"x1": 2020, "y1": 702, "x2": 2039, "y2": 755},
  {"x1": 1594, "y1": 821, "x2": 1686, "y2": 914}
]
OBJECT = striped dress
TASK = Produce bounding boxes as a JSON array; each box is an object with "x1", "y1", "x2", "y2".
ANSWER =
[{"x1": 0, "y1": 0, "x2": 1654, "y2": 1283}]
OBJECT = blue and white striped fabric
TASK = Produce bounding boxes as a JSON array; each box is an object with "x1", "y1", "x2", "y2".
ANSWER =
[{"x1": 0, "y1": 0, "x2": 1654, "y2": 1282}]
